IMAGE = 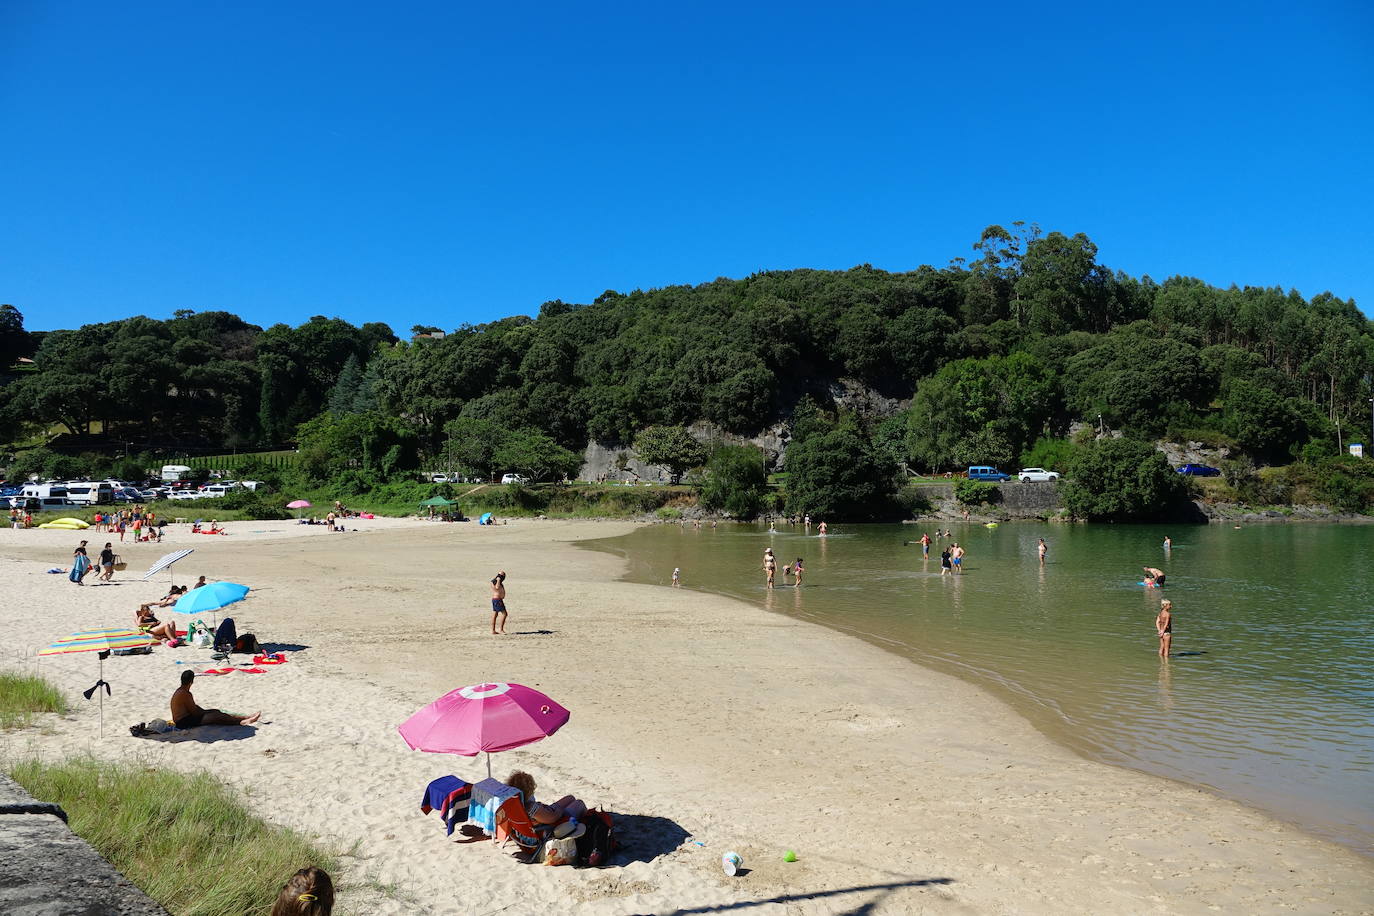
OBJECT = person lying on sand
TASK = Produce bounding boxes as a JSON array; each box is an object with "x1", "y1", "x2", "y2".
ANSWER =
[
  {"x1": 170, "y1": 670, "x2": 260, "y2": 728},
  {"x1": 506, "y1": 770, "x2": 586, "y2": 825},
  {"x1": 135, "y1": 604, "x2": 178, "y2": 642}
]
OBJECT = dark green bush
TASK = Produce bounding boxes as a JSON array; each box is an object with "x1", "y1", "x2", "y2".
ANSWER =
[{"x1": 955, "y1": 479, "x2": 1000, "y2": 505}]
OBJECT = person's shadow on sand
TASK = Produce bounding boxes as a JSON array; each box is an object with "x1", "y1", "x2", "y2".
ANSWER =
[{"x1": 137, "y1": 723, "x2": 263, "y2": 743}]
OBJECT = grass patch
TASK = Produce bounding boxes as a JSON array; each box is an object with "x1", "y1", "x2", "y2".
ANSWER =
[
  {"x1": 0, "y1": 671, "x2": 67, "y2": 729},
  {"x1": 7, "y1": 756, "x2": 337, "y2": 916}
]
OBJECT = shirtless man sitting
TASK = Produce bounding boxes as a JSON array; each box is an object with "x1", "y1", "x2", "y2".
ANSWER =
[{"x1": 170, "y1": 670, "x2": 260, "y2": 728}]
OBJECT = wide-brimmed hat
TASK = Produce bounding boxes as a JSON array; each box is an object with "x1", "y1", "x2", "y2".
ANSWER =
[{"x1": 554, "y1": 820, "x2": 586, "y2": 840}]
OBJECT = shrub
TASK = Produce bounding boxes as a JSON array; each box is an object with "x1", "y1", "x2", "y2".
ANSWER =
[
  {"x1": 699, "y1": 445, "x2": 767, "y2": 518},
  {"x1": 1060, "y1": 437, "x2": 1188, "y2": 521},
  {"x1": 955, "y1": 479, "x2": 1000, "y2": 505}
]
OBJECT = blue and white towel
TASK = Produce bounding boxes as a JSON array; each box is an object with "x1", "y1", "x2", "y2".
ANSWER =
[{"x1": 469, "y1": 778, "x2": 522, "y2": 835}]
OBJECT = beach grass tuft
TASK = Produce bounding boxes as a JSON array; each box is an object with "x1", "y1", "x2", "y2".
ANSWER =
[
  {"x1": 0, "y1": 671, "x2": 67, "y2": 729},
  {"x1": 7, "y1": 755, "x2": 337, "y2": 916}
]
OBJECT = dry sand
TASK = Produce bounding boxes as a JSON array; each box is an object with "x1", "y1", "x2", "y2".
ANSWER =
[{"x1": 1, "y1": 518, "x2": 1370, "y2": 915}]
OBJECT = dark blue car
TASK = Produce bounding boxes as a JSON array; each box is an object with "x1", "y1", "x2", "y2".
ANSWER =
[{"x1": 1177, "y1": 464, "x2": 1221, "y2": 477}]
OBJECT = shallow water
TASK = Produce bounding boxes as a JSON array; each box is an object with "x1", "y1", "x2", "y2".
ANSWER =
[{"x1": 584, "y1": 521, "x2": 1374, "y2": 856}]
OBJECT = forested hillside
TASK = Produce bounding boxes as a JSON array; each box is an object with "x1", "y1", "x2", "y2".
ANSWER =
[{"x1": 3, "y1": 224, "x2": 1371, "y2": 517}]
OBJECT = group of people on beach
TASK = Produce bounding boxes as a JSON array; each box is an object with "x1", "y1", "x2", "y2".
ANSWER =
[
  {"x1": 762, "y1": 547, "x2": 804, "y2": 588},
  {"x1": 93, "y1": 506, "x2": 162, "y2": 542}
]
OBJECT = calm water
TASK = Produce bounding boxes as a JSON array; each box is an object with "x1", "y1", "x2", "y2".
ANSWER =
[{"x1": 584, "y1": 521, "x2": 1374, "y2": 855}]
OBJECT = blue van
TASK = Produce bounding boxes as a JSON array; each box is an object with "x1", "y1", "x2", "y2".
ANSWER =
[{"x1": 967, "y1": 466, "x2": 1011, "y2": 482}]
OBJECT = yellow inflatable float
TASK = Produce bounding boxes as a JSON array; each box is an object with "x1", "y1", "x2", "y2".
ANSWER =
[
  {"x1": 38, "y1": 518, "x2": 90, "y2": 530},
  {"x1": 983, "y1": 522, "x2": 999, "y2": 528}
]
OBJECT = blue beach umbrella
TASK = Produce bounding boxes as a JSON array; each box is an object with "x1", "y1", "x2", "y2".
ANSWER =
[{"x1": 173, "y1": 582, "x2": 250, "y2": 626}]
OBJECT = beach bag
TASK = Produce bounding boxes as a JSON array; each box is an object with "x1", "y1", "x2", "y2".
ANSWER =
[
  {"x1": 234, "y1": 633, "x2": 260, "y2": 654},
  {"x1": 543, "y1": 834, "x2": 578, "y2": 866},
  {"x1": 113, "y1": 555, "x2": 128, "y2": 571},
  {"x1": 575, "y1": 809, "x2": 616, "y2": 867}
]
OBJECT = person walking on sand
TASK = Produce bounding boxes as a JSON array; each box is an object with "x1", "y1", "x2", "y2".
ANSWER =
[
  {"x1": 490, "y1": 571, "x2": 508, "y2": 634},
  {"x1": 763, "y1": 548, "x2": 777, "y2": 588},
  {"x1": 1156, "y1": 599, "x2": 1174, "y2": 658},
  {"x1": 920, "y1": 532, "x2": 931, "y2": 558},
  {"x1": 1037, "y1": 538, "x2": 1047, "y2": 565},
  {"x1": 98, "y1": 542, "x2": 116, "y2": 582},
  {"x1": 69, "y1": 541, "x2": 92, "y2": 585}
]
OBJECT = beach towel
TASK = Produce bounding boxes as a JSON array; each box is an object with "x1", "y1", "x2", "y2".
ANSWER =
[
  {"x1": 441, "y1": 784, "x2": 472, "y2": 835},
  {"x1": 253, "y1": 653, "x2": 288, "y2": 665},
  {"x1": 494, "y1": 795, "x2": 546, "y2": 850},
  {"x1": 422, "y1": 775, "x2": 466, "y2": 815},
  {"x1": 68, "y1": 555, "x2": 90, "y2": 583},
  {"x1": 469, "y1": 778, "x2": 522, "y2": 835}
]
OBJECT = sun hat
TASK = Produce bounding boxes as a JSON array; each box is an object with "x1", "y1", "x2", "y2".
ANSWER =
[{"x1": 554, "y1": 820, "x2": 586, "y2": 840}]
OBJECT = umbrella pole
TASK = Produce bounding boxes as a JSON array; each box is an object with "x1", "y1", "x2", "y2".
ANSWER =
[
  {"x1": 98, "y1": 654, "x2": 104, "y2": 739},
  {"x1": 487, "y1": 752, "x2": 492, "y2": 779}
]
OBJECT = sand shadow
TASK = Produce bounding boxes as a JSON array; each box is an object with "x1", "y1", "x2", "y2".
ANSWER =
[
  {"x1": 511, "y1": 630, "x2": 556, "y2": 636},
  {"x1": 259, "y1": 642, "x2": 310, "y2": 653},
  {"x1": 136, "y1": 724, "x2": 260, "y2": 744},
  {"x1": 612, "y1": 813, "x2": 691, "y2": 864},
  {"x1": 664, "y1": 877, "x2": 955, "y2": 915}
]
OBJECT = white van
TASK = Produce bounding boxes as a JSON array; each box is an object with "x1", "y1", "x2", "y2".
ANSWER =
[
  {"x1": 161, "y1": 465, "x2": 192, "y2": 482},
  {"x1": 21, "y1": 483, "x2": 69, "y2": 501},
  {"x1": 64, "y1": 482, "x2": 114, "y2": 506},
  {"x1": 198, "y1": 483, "x2": 236, "y2": 499}
]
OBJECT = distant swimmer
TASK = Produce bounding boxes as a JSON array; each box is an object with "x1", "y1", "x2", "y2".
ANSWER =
[
  {"x1": 818, "y1": 521, "x2": 828, "y2": 537},
  {"x1": 1037, "y1": 538, "x2": 1047, "y2": 565},
  {"x1": 1156, "y1": 599, "x2": 1174, "y2": 658},
  {"x1": 1143, "y1": 566, "x2": 1166, "y2": 588},
  {"x1": 920, "y1": 532, "x2": 931, "y2": 558},
  {"x1": 940, "y1": 547, "x2": 952, "y2": 575}
]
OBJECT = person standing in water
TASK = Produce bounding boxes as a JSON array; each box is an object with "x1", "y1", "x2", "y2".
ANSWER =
[
  {"x1": 1037, "y1": 538, "x2": 1047, "y2": 565},
  {"x1": 1163, "y1": 535, "x2": 1172, "y2": 550},
  {"x1": 792, "y1": 558, "x2": 804, "y2": 587},
  {"x1": 490, "y1": 571, "x2": 508, "y2": 634},
  {"x1": 1156, "y1": 599, "x2": 1173, "y2": 658},
  {"x1": 1143, "y1": 566, "x2": 1166, "y2": 588},
  {"x1": 763, "y1": 548, "x2": 777, "y2": 588},
  {"x1": 950, "y1": 543, "x2": 964, "y2": 574},
  {"x1": 920, "y1": 532, "x2": 931, "y2": 558},
  {"x1": 940, "y1": 546, "x2": 952, "y2": 575},
  {"x1": 671, "y1": 567, "x2": 680, "y2": 588},
  {"x1": 817, "y1": 521, "x2": 828, "y2": 537}
]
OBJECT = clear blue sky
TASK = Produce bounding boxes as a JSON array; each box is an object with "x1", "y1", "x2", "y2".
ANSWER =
[{"x1": 2, "y1": 1, "x2": 1371, "y2": 332}]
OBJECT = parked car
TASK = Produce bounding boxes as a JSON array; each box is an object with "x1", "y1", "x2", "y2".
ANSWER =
[
  {"x1": 966, "y1": 466, "x2": 1011, "y2": 482},
  {"x1": 1177, "y1": 464, "x2": 1221, "y2": 477},
  {"x1": 169, "y1": 489, "x2": 203, "y2": 501},
  {"x1": 500, "y1": 473, "x2": 530, "y2": 485},
  {"x1": 431, "y1": 474, "x2": 449, "y2": 483},
  {"x1": 1017, "y1": 468, "x2": 1060, "y2": 483}
]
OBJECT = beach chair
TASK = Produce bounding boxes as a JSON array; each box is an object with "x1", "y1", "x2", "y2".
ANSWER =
[
  {"x1": 494, "y1": 794, "x2": 552, "y2": 856},
  {"x1": 211, "y1": 618, "x2": 236, "y2": 662}
]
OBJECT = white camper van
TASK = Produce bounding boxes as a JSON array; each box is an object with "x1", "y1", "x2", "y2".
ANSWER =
[
  {"x1": 64, "y1": 482, "x2": 114, "y2": 506},
  {"x1": 161, "y1": 465, "x2": 193, "y2": 482}
]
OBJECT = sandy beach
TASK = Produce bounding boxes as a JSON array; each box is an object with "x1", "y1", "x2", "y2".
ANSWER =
[{"x1": 1, "y1": 517, "x2": 1370, "y2": 915}]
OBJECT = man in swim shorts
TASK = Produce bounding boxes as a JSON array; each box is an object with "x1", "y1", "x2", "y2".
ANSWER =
[
  {"x1": 491, "y1": 570, "x2": 508, "y2": 634},
  {"x1": 1143, "y1": 566, "x2": 1166, "y2": 587},
  {"x1": 170, "y1": 670, "x2": 260, "y2": 728},
  {"x1": 950, "y1": 543, "x2": 964, "y2": 574}
]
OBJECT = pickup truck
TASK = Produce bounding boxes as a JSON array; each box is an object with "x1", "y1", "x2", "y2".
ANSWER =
[{"x1": 966, "y1": 466, "x2": 1011, "y2": 482}]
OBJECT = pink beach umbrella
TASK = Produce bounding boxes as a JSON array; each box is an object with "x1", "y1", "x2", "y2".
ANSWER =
[
  {"x1": 286, "y1": 499, "x2": 311, "y2": 518},
  {"x1": 398, "y1": 682, "x2": 570, "y2": 777}
]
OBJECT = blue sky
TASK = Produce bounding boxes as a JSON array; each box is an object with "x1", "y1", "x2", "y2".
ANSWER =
[{"x1": 2, "y1": 1, "x2": 1371, "y2": 332}]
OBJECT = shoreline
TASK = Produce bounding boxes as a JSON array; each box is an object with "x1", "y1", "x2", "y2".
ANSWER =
[
  {"x1": 2, "y1": 518, "x2": 1370, "y2": 914},
  {"x1": 596, "y1": 530, "x2": 1373, "y2": 859}
]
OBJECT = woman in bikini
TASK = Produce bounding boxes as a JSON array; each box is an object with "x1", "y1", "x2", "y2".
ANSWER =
[{"x1": 1156, "y1": 599, "x2": 1173, "y2": 658}]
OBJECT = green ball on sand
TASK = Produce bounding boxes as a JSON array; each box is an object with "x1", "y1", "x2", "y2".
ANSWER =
[{"x1": 783, "y1": 850, "x2": 797, "y2": 862}]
